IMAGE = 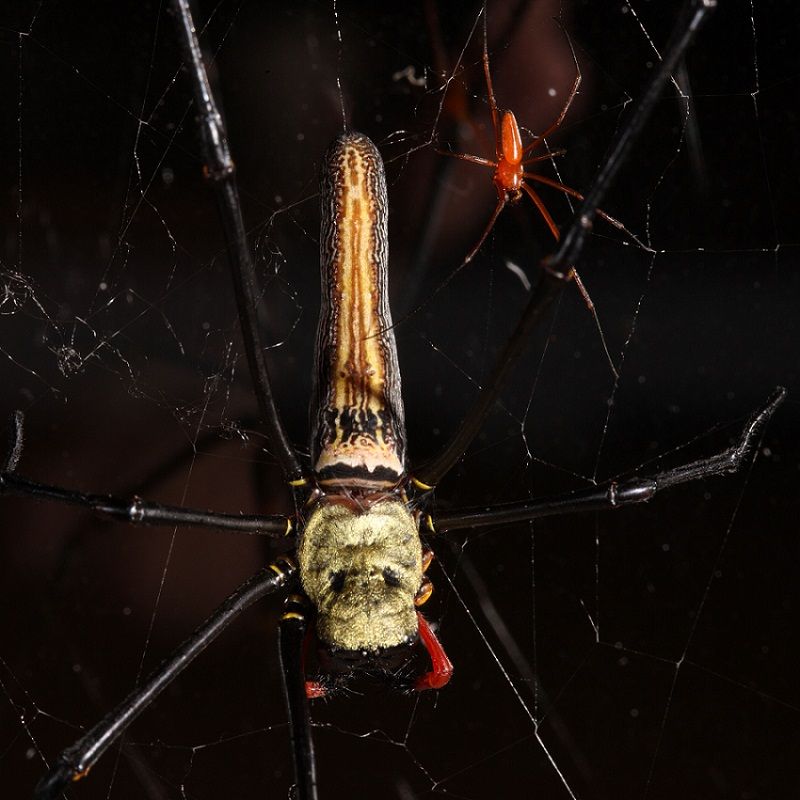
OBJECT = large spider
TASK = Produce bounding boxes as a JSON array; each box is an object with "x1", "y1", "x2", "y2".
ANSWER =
[{"x1": 1, "y1": 1, "x2": 787, "y2": 798}]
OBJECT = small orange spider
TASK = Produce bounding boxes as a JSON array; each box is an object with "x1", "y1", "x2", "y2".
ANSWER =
[{"x1": 440, "y1": 19, "x2": 627, "y2": 269}]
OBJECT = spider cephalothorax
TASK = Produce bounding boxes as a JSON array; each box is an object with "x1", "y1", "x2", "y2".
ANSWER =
[{"x1": 298, "y1": 497, "x2": 422, "y2": 653}]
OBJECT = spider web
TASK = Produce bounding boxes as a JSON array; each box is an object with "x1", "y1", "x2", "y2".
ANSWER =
[{"x1": 1, "y1": 1, "x2": 798, "y2": 798}]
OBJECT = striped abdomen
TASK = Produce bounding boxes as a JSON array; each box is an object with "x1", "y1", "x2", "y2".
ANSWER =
[{"x1": 311, "y1": 132, "x2": 406, "y2": 489}]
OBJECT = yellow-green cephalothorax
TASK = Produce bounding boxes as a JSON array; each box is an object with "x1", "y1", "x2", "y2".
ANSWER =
[{"x1": 298, "y1": 498, "x2": 422, "y2": 652}]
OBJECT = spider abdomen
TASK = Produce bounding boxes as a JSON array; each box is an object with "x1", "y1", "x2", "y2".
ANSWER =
[{"x1": 312, "y1": 132, "x2": 406, "y2": 490}]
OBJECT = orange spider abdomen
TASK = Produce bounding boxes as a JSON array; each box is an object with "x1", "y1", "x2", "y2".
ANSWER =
[{"x1": 496, "y1": 110, "x2": 523, "y2": 192}]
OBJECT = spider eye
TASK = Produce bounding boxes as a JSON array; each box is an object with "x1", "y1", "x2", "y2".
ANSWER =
[
  {"x1": 382, "y1": 567, "x2": 401, "y2": 587},
  {"x1": 329, "y1": 570, "x2": 347, "y2": 592}
]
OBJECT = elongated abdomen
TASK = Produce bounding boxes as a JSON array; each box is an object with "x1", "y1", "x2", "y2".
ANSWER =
[{"x1": 311, "y1": 132, "x2": 405, "y2": 489}]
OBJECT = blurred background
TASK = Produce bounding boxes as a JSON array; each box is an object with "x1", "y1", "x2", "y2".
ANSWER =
[{"x1": 1, "y1": 0, "x2": 798, "y2": 797}]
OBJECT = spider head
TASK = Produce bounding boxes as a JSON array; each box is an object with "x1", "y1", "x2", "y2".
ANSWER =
[{"x1": 298, "y1": 497, "x2": 422, "y2": 653}]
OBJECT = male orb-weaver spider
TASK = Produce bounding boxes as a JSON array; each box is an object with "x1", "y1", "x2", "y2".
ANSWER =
[{"x1": 1, "y1": 1, "x2": 788, "y2": 798}]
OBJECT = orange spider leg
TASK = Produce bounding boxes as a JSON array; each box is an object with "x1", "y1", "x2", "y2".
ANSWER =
[
  {"x1": 436, "y1": 150, "x2": 496, "y2": 169},
  {"x1": 520, "y1": 182, "x2": 561, "y2": 241},
  {"x1": 570, "y1": 270, "x2": 596, "y2": 312},
  {"x1": 521, "y1": 148, "x2": 566, "y2": 166},
  {"x1": 522, "y1": 177, "x2": 620, "y2": 378},
  {"x1": 523, "y1": 172, "x2": 627, "y2": 232},
  {"x1": 480, "y1": 12, "x2": 502, "y2": 159},
  {"x1": 522, "y1": 73, "x2": 582, "y2": 155},
  {"x1": 521, "y1": 179, "x2": 603, "y2": 306},
  {"x1": 462, "y1": 190, "x2": 508, "y2": 265}
]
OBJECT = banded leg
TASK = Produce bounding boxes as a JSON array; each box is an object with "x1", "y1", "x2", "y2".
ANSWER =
[
  {"x1": 34, "y1": 558, "x2": 296, "y2": 799},
  {"x1": 279, "y1": 597, "x2": 319, "y2": 800}
]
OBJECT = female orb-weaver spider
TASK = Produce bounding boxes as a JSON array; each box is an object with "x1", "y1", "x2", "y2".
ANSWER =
[{"x1": 1, "y1": 1, "x2": 785, "y2": 798}]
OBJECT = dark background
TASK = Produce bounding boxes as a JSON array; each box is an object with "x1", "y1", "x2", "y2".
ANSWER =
[{"x1": 1, "y1": 1, "x2": 798, "y2": 798}]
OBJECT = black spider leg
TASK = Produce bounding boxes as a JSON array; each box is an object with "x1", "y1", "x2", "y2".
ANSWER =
[
  {"x1": 411, "y1": 0, "x2": 717, "y2": 490},
  {"x1": 279, "y1": 596, "x2": 319, "y2": 800},
  {"x1": 0, "y1": 412, "x2": 291, "y2": 536},
  {"x1": 33, "y1": 557, "x2": 296, "y2": 800},
  {"x1": 432, "y1": 387, "x2": 786, "y2": 531},
  {"x1": 1, "y1": 410, "x2": 289, "y2": 795},
  {"x1": 170, "y1": 3, "x2": 317, "y2": 794},
  {"x1": 170, "y1": 0, "x2": 304, "y2": 486}
]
